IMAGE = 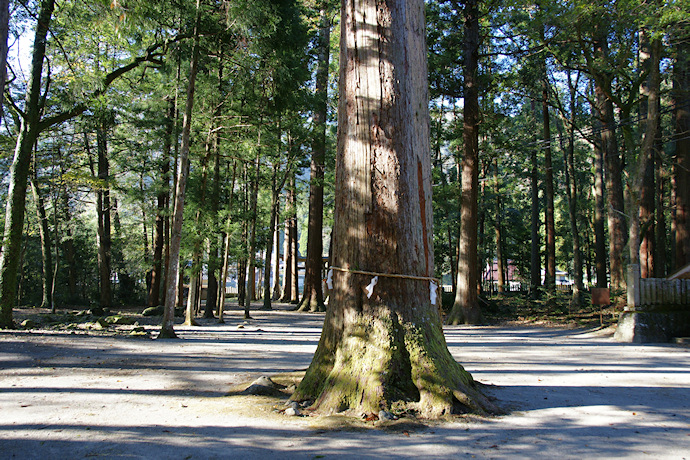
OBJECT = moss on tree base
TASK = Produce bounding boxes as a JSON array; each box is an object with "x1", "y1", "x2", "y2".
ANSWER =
[{"x1": 292, "y1": 310, "x2": 501, "y2": 418}]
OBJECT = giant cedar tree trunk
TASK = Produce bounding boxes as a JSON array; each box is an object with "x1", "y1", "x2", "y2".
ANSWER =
[
  {"x1": 448, "y1": 0, "x2": 481, "y2": 325},
  {"x1": 0, "y1": 0, "x2": 55, "y2": 328},
  {"x1": 298, "y1": 4, "x2": 330, "y2": 313},
  {"x1": 293, "y1": 0, "x2": 497, "y2": 417}
]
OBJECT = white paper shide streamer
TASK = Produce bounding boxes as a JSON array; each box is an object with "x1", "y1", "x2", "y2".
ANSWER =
[
  {"x1": 364, "y1": 276, "x2": 379, "y2": 299},
  {"x1": 430, "y1": 280, "x2": 438, "y2": 305},
  {"x1": 326, "y1": 268, "x2": 334, "y2": 290}
]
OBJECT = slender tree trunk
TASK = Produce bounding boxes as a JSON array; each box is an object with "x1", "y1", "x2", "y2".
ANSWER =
[
  {"x1": 448, "y1": 0, "x2": 481, "y2": 325},
  {"x1": 217, "y1": 161, "x2": 237, "y2": 320},
  {"x1": 160, "y1": 0, "x2": 201, "y2": 338},
  {"x1": 244, "y1": 141, "x2": 261, "y2": 317},
  {"x1": 673, "y1": 24, "x2": 690, "y2": 271},
  {"x1": 629, "y1": 33, "x2": 661, "y2": 272},
  {"x1": 593, "y1": 30, "x2": 626, "y2": 294},
  {"x1": 542, "y1": 69, "x2": 555, "y2": 292},
  {"x1": 271, "y1": 199, "x2": 282, "y2": 300},
  {"x1": 262, "y1": 168, "x2": 280, "y2": 311},
  {"x1": 564, "y1": 70, "x2": 583, "y2": 306},
  {"x1": 149, "y1": 100, "x2": 174, "y2": 307},
  {"x1": 290, "y1": 172, "x2": 300, "y2": 304},
  {"x1": 299, "y1": 4, "x2": 330, "y2": 313},
  {"x1": 592, "y1": 113, "x2": 608, "y2": 288},
  {"x1": 204, "y1": 133, "x2": 222, "y2": 318},
  {"x1": 280, "y1": 188, "x2": 293, "y2": 302},
  {"x1": 30, "y1": 173, "x2": 53, "y2": 310},
  {"x1": 529, "y1": 101, "x2": 541, "y2": 297},
  {"x1": 638, "y1": 28, "x2": 656, "y2": 278},
  {"x1": 95, "y1": 123, "x2": 113, "y2": 309},
  {"x1": 0, "y1": 0, "x2": 9, "y2": 120},
  {"x1": 493, "y1": 159, "x2": 505, "y2": 294},
  {"x1": 0, "y1": 0, "x2": 55, "y2": 328},
  {"x1": 655, "y1": 154, "x2": 668, "y2": 277},
  {"x1": 293, "y1": 0, "x2": 497, "y2": 417}
]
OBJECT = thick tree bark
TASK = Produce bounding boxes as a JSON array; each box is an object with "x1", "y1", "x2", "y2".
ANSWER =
[
  {"x1": 160, "y1": 0, "x2": 201, "y2": 339},
  {"x1": 293, "y1": 0, "x2": 497, "y2": 417},
  {"x1": 448, "y1": 0, "x2": 481, "y2": 325},
  {"x1": 673, "y1": 25, "x2": 690, "y2": 270},
  {"x1": 298, "y1": 4, "x2": 330, "y2": 313},
  {"x1": 0, "y1": 0, "x2": 55, "y2": 328}
]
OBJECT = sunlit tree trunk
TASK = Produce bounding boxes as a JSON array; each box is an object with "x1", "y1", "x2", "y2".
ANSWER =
[
  {"x1": 299, "y1": 4, "x2": 330, "y2": 313},
  {"x1": 293, "y1": 0, "x2": 497, "y2": 417},
  {"x1": 160, "y1": 0, "x2": 201, "y2": 338},
  {"x1": 448, "y1": 0, "x2": 481, "y2": 325}
]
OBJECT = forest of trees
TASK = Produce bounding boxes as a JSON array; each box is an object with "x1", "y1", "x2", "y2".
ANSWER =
[{"x1": 0, "y1": 0, "x2": 688, "y2": 331}]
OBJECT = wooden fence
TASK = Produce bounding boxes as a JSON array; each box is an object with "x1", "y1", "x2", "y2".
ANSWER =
[{"x1": 627, "y1": 265, "x2": 690, "y2": 310}]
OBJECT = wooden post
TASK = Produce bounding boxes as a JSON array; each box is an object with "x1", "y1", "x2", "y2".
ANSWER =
[{"x1": 627, "y1": 264, "x2": 641, "y2": 311}]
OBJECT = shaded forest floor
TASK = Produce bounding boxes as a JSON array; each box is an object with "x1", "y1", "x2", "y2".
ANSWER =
[{"x1": 1, "y1": 302, "x2": 689, "y2": 459}]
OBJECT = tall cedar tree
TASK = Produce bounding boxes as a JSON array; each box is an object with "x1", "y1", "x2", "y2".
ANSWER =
[
  {"x1": 447, "y1": 0, "x2": 482, "y2": 325},
  {"x1": 298, "y1": 4, "x2": 331, "y2": 313},
  {"x1": 292, "y1": 0, "x2": 498, "y2": 417}
]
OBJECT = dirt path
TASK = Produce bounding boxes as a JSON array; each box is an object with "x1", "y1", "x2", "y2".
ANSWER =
[{"x1": 1, "y1": 304, "x2": 689, "y2": 459}]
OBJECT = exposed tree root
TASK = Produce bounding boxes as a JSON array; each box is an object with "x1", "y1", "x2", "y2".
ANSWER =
[{"x1": 292, "y1": 310, "x2": 502, "y2": 418}]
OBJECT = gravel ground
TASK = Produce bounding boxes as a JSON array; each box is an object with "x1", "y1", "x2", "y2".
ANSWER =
[{"x1": 1, "y1": 303, "x2": 689, "y2": 459}]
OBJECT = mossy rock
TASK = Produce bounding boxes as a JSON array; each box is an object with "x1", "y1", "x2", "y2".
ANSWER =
[
  {"x1": 93, "y1": 318, "x2": 109, "y2": 330},
  {"x1": 104, "y1": 315, "x2": 137, "y2": 325},
  {"x1": 129, "y1": 326, "x2": 149, "y2": 337},
  {"x1": 21, "y1": 319, "x2": 37, "y2": 329},
  {"x1": 142, "y1": 306, "x2": 164, "y2": 316}
]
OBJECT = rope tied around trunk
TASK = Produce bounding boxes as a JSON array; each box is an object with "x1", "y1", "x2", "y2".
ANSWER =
[{"x1": 327, "y1": 266, "x2": 441, "y2": 304}]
